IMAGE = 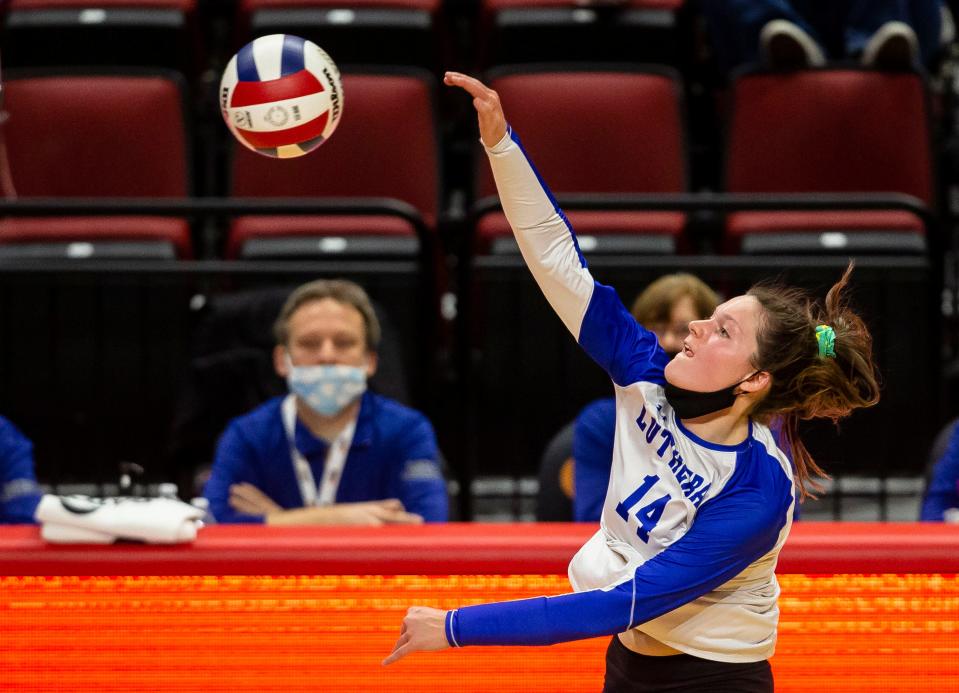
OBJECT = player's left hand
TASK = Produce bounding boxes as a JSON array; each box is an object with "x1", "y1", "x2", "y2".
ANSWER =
[{"x1": 382, "y1": 606, "x2": 450, "y2": 665}]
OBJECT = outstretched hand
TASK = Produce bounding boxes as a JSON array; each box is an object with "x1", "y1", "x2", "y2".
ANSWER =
[
  {"x1": 382, "y1": 606, "x2": 450, "y2": 665},
  {"x1": 444, "y1": 72, "x2": 508, "y2": 148}
]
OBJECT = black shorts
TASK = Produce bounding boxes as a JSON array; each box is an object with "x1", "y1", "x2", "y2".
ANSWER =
[{"x1": 602, "y1": 635, "x2": 774, "y2": 693}]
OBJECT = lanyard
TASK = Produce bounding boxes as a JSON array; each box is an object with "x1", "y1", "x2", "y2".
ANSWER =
[{"x1": 281, "y1": 394, "x2": 356, "y2": 507}]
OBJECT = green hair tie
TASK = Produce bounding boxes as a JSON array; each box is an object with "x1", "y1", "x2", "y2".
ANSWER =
[{"x1": 815, "y1": 324, "x2": 836, "y2": 359}]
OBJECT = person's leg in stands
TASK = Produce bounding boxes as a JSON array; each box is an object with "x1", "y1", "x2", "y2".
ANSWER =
[
  {"x1": 699, "y1": 0, "x2": 826, "y2": 71},
  {"x1": 848, "y1": 0, "x2": 942, "y2": 68}
]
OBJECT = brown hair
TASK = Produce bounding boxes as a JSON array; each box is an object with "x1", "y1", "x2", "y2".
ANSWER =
[
  {"x1": 631, "y1": 273, "x2": 720, "y2": 326},
  {"x1": 273, "y1": 279, "x2": 381, "y2": 351},
  {"x1": 747, "y1": 262, "x2": 880, "y2": 500}
]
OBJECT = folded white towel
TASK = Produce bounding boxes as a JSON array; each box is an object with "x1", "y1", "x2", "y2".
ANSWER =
[
  {"x1": 41, "y1": 523, "x2": 116, "y2": 544},
  {"x1": 35, "y1": 494, "x2": 204, "y2": 544}
]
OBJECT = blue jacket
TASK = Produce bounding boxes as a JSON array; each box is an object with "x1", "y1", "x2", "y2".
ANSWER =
[
  {"x1": 921, "y1": 421, "x2": 959, "y2": 521},
  {"x1": 571, "y1": 397, "x2": 617, "y2": 523},
  {"x1": 0, "y1": 416, "x2": 41, "y2": 524},
  {"x1": 204, "y1": 392, "x2": 448, "y2": 523}
]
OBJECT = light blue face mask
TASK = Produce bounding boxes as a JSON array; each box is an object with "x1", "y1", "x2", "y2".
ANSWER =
[{"x1": 286, "y1": 360, "x2": 368, "y2": 417}]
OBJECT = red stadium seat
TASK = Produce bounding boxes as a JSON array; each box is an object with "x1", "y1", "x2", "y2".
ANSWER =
[
  {"x1": 238, "y1": 0, "x2": 443, "y2": 68},
  {"x1": 484, "y1": 0, "x2": 679, "y2": 6},
  {"x1": 474, "y1": 67, "x2": 687, "y2": 255},
  {"x1": 0, "y1": 72, "x2": 192, "y2": 259},
  {"x1": 723, "y1": 69, "x2": 934, "y2": 254},
  {"x1": 478, "y1": 0, "x2": 686, "y2": 66},
  {"x1": 2, "y1": 0, "x2": 197, "y2": 70},
  {"x1": 227, "y1": 70, "x2": 438, "y2": 260}
]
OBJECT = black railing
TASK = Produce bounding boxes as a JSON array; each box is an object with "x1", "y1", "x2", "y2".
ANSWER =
[
  {"x1": 0, "y1": 192, "x2": 944, "y2": 520},
  {"x1": 475, "y1": 191, "x2": 934, "y2": 228}
]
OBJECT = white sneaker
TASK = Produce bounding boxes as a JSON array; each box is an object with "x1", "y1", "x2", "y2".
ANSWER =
[
  {"x1": 861, "y1": 21, "x2": 919, "y2": 69},
  {"x1": 760, "y1": 19, "x2": 826, "y2": 70}
]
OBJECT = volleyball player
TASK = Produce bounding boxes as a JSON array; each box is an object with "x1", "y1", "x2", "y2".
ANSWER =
[{"x1": 383, "y1": 73, "x2": 881, "y2": 691}]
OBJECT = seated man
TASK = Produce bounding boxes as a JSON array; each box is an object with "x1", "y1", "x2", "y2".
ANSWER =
[
  {"x1": 0, "y1": 416, "x2": 42, "y2": 524},
  {"x1": 204, "y1": 279, "x2": 448, "y2": 525}
]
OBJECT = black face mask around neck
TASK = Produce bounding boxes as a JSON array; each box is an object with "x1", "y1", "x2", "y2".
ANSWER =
[{"x1": 663, "y1": 371, "x2": 760, "y2": 420}]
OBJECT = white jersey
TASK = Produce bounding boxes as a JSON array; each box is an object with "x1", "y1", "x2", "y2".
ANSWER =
[
  {"x1": 571, "y1": 381, "x2": 793, "y2": 662},
  {"x1": 445, "y1": 129, "x2": 795, "y2": 663}
]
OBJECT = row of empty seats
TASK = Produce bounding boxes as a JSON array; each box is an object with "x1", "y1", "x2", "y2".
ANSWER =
[
  {"x1": 0, "y1": 69, "x2": 439, "y2": 260},
  {"x1": 0, "y1": 65, "x2": 935, "y2": 260},
  {"x1": 1, "y1": 0, "x2": 688, "y2": 71}
]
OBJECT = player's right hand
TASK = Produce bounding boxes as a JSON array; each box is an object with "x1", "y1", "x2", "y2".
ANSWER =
[
  {"x1": 444, "y1": 72, "x2": 508, "y2": 149},
  {"x1": 382, "y1": 606, "x2": 450, "y2": 665}
]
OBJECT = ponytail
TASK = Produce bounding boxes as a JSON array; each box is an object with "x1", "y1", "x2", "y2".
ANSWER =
[{"x1": 748, "y1": 262, "x2": 881, "y2": 499}]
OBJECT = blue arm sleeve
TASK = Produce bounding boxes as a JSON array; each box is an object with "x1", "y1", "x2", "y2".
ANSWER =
[
  {"x1": 449, "y1": 480, "x2": 792, "y2": 647},
  {"x1": 203, "y1": 422, "x2": 267, "y2": 524},
  {"x1": 572, "y1": 399, "x2": 616, "y2": 523},
  {"x1": 394, "y1": 415, "x2": 448, "y2": 523},
  {"x1": 578, "y1": 283, "x2": 669, "y2": 387},
  {"x1": 921, "y1": 423, "x2": 959, "y2": 521},
  {"x1": 0, "y1": 420, "x2": 41, "y2": 524}
]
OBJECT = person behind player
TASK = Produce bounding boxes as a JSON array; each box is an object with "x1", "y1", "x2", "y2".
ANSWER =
[
  {"x1": 573, "y1": 274, "x2": 720, "y2": 522},
  {"x1": 383, "y1": 73, "x2": 880, "y2": 692},
  {"x1": 0, "y1": 415, "x2": 42, "y2": 524}
]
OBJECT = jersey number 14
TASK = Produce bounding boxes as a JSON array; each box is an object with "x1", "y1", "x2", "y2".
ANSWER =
[{"x1": 616, "y1": 474, "x2": 670, "y2": 543}]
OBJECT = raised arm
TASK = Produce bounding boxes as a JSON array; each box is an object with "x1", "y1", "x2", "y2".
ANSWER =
[
  {"x1": 444, "y1": 72, "x2": 666, "y2": 386},
  {"x1": 445, "y1": 72, "x2": 591, "y2": 336}
]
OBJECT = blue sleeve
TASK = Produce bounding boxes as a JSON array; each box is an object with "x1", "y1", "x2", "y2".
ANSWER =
[
  {"x1": 921, "y1": 423, "x2": 959, "y2": 521},
  {"x1": 449, "y1": 476, "x2": 792, "y2": 647},
  {"x1": 203, "y1": 422, "x2": 267, "y2": 524},
  {"x1": 0, "y1": 419, "x2": 41, "y2": 524},
  {"x1": 393, "y1": 415, "x2": 448, "y2": 523},
  {"x1": 578, "y1": 282, "x2": 670, "y2": 387},
  {"x1": 572, "y1": 399, "x2": 616, "y2": 523}
]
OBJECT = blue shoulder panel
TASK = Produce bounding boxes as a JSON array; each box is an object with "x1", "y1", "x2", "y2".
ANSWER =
[{"x1": 578, "y1": 282, "x2": 669, "y2": 387}]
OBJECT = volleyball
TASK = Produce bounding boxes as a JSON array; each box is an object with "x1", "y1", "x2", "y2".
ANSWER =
[{"x1": 219, "y1": 34, "x2": 343, "y2": 159}]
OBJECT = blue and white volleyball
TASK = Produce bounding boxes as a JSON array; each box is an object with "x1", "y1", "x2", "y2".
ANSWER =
[{"x1": 220, "y1": 34, "x2": 343, "y2": 159}]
